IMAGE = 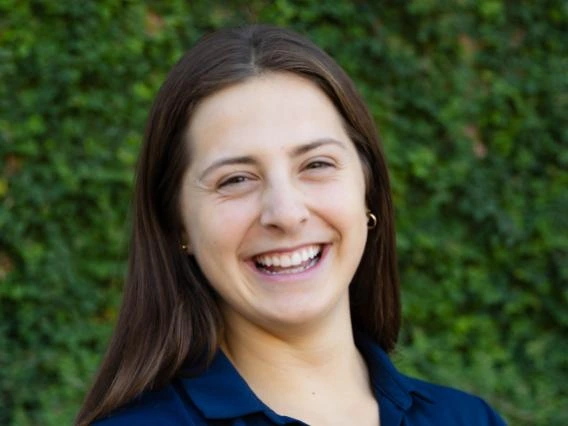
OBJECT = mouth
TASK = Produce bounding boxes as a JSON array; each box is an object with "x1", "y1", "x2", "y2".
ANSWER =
[{"x1": 252, "y1": 244, "x2": 323, "y2": 275}]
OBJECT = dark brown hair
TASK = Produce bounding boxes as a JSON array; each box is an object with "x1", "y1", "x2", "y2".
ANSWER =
[{"x1": 76, "y1": 24, "x2": 399, "y2": 425}]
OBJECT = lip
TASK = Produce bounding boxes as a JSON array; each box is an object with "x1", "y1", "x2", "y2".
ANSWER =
[
  {"x1": 249, "y1": 242, "x2": 325, "y2": 258},
  {"x1": 245, "y1": 243, "x2": 330, "y2": 282}
]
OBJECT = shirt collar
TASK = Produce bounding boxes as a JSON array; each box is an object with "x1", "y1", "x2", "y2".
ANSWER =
[
  {"x1": 180, "y1": 331, "x2": 433, "y2": 421},
  {"x1": 180, "y1": 351, "x2": 269, "y2": 420},
  {"x1": 354, "y1": 331, "x2": 434, "y2": 411}
]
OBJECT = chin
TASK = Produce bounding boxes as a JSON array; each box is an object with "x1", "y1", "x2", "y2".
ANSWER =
[{"x1": 255, "y1": 294, "x2": 349, "y2": 331}]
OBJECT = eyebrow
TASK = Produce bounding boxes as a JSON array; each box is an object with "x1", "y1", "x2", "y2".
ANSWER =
[
  {"x1": 198, "y1": 138, "x2": 346, "y2": 180},
  {"x1": 291, "y1": 138, "x2": 346, "y2": 156}
]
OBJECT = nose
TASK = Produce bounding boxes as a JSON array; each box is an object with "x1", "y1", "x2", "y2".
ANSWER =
[{"x1": 259, "y1": 178, "x2": 309, "y2": 234}]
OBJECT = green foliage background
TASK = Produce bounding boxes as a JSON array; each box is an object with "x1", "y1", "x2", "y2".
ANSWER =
[{"x1": 1, "y1": 0, "x2": 566, "y2": 424}]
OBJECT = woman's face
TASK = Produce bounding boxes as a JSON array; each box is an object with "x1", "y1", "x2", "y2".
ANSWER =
[{"x1": 180, "y1": 72, "x2": 368, "y2": 333}]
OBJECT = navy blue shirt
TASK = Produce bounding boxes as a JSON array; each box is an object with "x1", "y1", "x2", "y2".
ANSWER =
[{"x1": 94, "y1": 334, "x2": 506, "y2": 425}]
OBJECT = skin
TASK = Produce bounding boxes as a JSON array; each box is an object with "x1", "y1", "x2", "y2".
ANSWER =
[{"x1": 180, "y1": 72, "x2": 379, "y2": 425}]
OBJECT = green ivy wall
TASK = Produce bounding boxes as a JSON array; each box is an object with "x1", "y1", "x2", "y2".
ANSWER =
[{"x1": 0, "y1": 1, "x2": 566, "y2": 424}]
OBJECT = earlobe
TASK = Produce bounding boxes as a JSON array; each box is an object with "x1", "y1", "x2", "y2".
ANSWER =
[
  {"x1": 180, "y1": 230, "x2": 192, "y2": 253},
  {"x1": 366, "y1": 210, "x2": 377, "y2": 229}
]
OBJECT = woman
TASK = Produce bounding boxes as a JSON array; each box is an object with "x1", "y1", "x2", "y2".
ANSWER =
[{"x1": 77, "y1": 25, "x2": 505, "y2": 425}]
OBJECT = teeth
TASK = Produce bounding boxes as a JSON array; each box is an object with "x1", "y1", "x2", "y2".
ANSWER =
[
  {"x1": 281, "y1": 255, "x2": 292, "y2": 268},
  {"x1": 291, "y1": 252, "x2": 302, "y2": 265},
  {"x1": 255, "y1": 245, "x2": 321, "y2": 268}
]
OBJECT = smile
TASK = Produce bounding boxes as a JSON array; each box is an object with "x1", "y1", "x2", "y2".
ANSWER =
[{"x1": 253, "y1": 244, "x2": 322, "y2": 275}]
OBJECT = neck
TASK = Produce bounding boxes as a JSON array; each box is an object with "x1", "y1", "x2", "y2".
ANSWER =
[
  {"x1": 220, "y1": 304, "x2": 368, "y2": 399},
  {"x1": 219, "y1": 303, "x2": 377, "y2": 425}
]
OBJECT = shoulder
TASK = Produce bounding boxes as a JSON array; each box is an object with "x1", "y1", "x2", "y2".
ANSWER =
[
  {"x1": 355, "y1": 332, "x2": 507, "y2": 425},
  {"x1": 404, "y1": 376, "x2": 507, "y2": 425},
  {"x1": 92, "y1": 380, "x2": 206, "y2": 426}
]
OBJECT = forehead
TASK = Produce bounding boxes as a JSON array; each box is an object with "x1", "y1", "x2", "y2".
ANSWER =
[{"x1": 185, "y1": 72, "x2": 351, "y2": 159}]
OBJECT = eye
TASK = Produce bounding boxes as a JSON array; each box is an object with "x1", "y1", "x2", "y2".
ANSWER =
[
  {"x1": 305, "y1": 160, "x2": 334, "y2": 170},
  {"x1": 218, "y1": 174, "x2": 251, "y2": 188}
]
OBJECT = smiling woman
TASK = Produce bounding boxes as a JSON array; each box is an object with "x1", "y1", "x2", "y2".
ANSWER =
[
  {"x1": 76, "y1": 25, "x2": 506, "y2": 426},
  {"x1": 179, "y1": 73, "x2": 368, "y2": 333}
]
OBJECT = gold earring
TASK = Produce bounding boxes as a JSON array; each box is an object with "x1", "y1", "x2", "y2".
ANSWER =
[
  {"x1": 181, "y1": 243, "x2": 188, "y2": 251},
  {"x1": 367, "y1": 211, "x2": 377, "y2": 229}
]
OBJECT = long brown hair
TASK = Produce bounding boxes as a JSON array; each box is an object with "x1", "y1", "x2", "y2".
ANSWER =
[{"x1": 76, "y1": 24, "x2": 399, "y2": 425}]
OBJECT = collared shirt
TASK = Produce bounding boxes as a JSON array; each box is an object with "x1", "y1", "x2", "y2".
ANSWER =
[{"x1": 94, "y1": 333, "x2": 506, "y2": 425}]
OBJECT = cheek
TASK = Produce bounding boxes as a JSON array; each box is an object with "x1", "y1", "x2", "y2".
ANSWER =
[
  {"x1": 309, "y1": 175, "x2": 366, "y2": 214},
  {"x1": 187, "y1": 198, "x2": 258, "y2": 255}
]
